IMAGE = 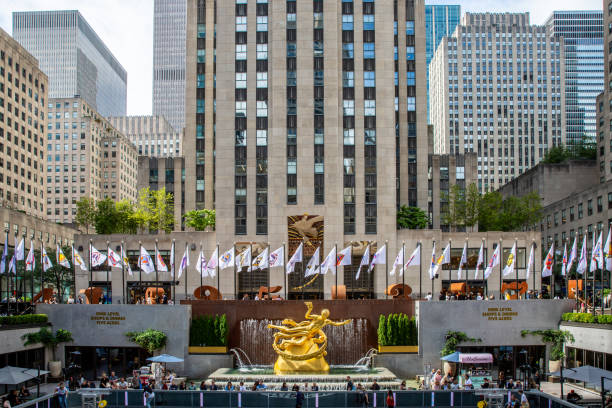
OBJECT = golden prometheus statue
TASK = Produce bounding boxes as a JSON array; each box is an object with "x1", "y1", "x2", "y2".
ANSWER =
[{"x1": 267, "y1": 301, "x2": 351, "y2": 374}]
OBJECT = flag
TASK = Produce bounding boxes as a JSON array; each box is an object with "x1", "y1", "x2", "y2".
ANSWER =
[
  {"x1": 484, "y1": 244, "x2": 500, "y2": 279},
  {"x1": 368, "y1": 244, "x2": 386, "y2": 273},
  {"x1": 206, "y1": 248, "x2": 218, "y2": 277},
  {"x1": 474, "y1": 242, "x2": 484, "y2": 279},
  {"x1": 320, "y1": 247, "x2": 336, "y2": 275},
  {"x1": 432, "y1": 243, "x2": 450, "y2": 277},
  {"x1": 155, "y1": 247, "x2": 168, "y2": 272},
  {"x1": 8, "y1": 255, "x2": 16, "y2": 274},
  {"x1": 604, "y1": 228, "x2": 612, "y2": 272},
  {"x1": 57, "y1": 245, "x2": 71, "y2": 268},
  {"x1": 170, "y1": 241, "x2": 175, "y2": 277},
  {"x1": 41, "y1": 247, "x2": 53, "y2": 272},
  {"x1": 304, "y1": 247, "x2": 320, "y2": 277},
  {"x1": 389, "y1": 247, "x2": 404, "y2": 276},
  {"x1": 236, "y1": 247, "x2": 251, "y2": 269},
  {"x1": 26, "y1": 241, "x2": 35, "y2": 271},
  {"x1": 337, "y1": 245, "x2": 352, "y2": 266},
  {"x1": 502, "y1": 242, "x2": 516, "y2": 277},
  {"x1": 591, "y1": 230, "x2": 603, "y2": 272},
  {"x1": 138, "y1": 247, "x2": 155, "y2": 274},
  {"x1": 541, "y1": 243, "x2": 555, "y2": 278},
  {"x1": 107, "y1": 247, "x2": 122, "y2": 268},
  {"x1": 72, "y1": 246, "x2": 87, "y2": 271},
  {"x1": 0, "y1": 233, "x2": 7, "y2": 274},
  {"x1": 525, "y1": 244, "x2": 534, "y2": 280},
  {"x1": 567, "y1": 236, "x2": 578, "y2": 272},
  {"x1": 577, "y1": 235, "x2": 588, "y2": 275},
  {"x1": 356, "y1": 245, "x2": 370, "y2": 280},
  {"x1": 457, "y1": 242, "x2": 468, "y2": 280},
  {"x1": 561, "y1": 243, "x2": 568, "y2": 276},
  {"x1": 269, "y1": 246, "x2": 284, "y2": 268},
  {"x1": 219, "y1": 248, "x2": 235, "y2": 270},
  {"x1": 15, "y1": 238, "x2": 24, "y2": 261},
  {"x1": 178, "y1": 246, "x2": 189, "y2": 279},
  {"x1": 428, "y1": 242, "x2": 437, "y2": 279},
  {"x1": 404, "y1": 246, "x2": 420, "y2": 270},
  {"x1": 122, "y1": 246, "x2": 133, "y2": 276},
  {"x1": 286, "y1": 243, "x2": 303, "y2": 274},
  {"x1": 195, "y1": 251, "x2": 207, "y2": 277},
  {"x1": 91, "y1": 245, "x2": 107, "y2": 267},
  {"x1": 252, "y1": 247, "x2": 269, "y2": 271}
]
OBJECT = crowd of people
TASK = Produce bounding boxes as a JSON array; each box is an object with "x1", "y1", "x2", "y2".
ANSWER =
[
  {"x1": 1, "y1": 387, "x2": 31, "y2": 408},
  {"x1": 424, "y1": 289, "x2": 553, "y2": 301}
]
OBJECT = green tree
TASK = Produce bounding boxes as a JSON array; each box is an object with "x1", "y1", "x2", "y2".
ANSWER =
[
  {"x1": 397, "y1": 205, "x2": 428, "y2": 229},
  {"x1": 115, "y1": 200, "x2": 138, "y2": 234},
  {"x1": 520, "y1": 192, "x2": 543, "y2": 229},
  {"x1": 542, "y1": 145, "x2": 570, "y2": 164},
  {"x1": 184, "y1": 209, "x2": 216, "y2": 231},
  {"x1": 464, "y1": 183, "x2": 480, "y2": 231},
  {"x1": 38, "y1": 246, "x2": 75, "y2": 303},
  {"x1": 150, "y1": 188, "x2": 174, "y2": 233},
  {"x1": 22, "y1": 327, "x2": 73, "y2": 360},
  {"x1": 94, "y1": 198, "x2": 119, "y2": 234},
  {"x1": 75, "y1": 197, "x2": 96, "y2": 233},
  {"x1": 133, "y1": 187, "x2": 155, "y2": 231},
  {"x1": 441, "y1": 184, "x2": 466, "y2": 231},
  {"x1": 477, "y1": 192, "x2": 504, "y2": 231}
]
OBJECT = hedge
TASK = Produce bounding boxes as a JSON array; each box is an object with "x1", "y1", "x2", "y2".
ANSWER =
[
  {"x1": 0, "y1": 314, "x2": 48, "y2": 326},
  {"x1": 377, "y1": 313, "x2": 417, "y2": 346},
  {"x1": 190, "y1": 314, "x2": 228, "y2": 347},
  {"x1": 562, "y1": 312, "x2": 612, "y2": 325}
]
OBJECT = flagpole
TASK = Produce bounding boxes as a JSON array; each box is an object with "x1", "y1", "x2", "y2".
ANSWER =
[
  {"x1": 106, "y1": 240, "x2": 110, "y2": 304},
  {"x1": 448, "y1": 239, "x2": 452, "y2": 294},
  {"x1": 514, "y1": 238, "x2": 519, "y2": 299},
  {"x1": 418, "y1": 241, "x2": 422, "y2": 299},
  {"x1": 498, "y1": 239, "x2": 503, "y2": 299},
  {"x1": 30, "y1": 238, "x2": 34, "y2": 307},
  {"x1": 138, "y1": 241, "x2": 143, "y2": 303},
  {"x1": 121, "y1": 241, "x2": 126, "y2": 304},
  {"x1": 232, "y1": 245, "x2": 237, "y2": 299},
  {"x1": 431, "y1": 240, "x2": 435, "y2": 299},
  {"x1": 71, "y1": 242, "x2": 75, "y2": 304},
  {"x1": 249, "y1": 242, "x2": 253, "y2": 299},
  {"x1": 199, "y1": 242, "x2": 203, "y2": 295},
  {"x1": 266, "y1": 242, "x2": 270, "y2": 301},
  {"x1": 89, "y1": 239, "x2": 93, "y2": 304},
  {"x1": 40, "y1": 241, "x2": 44, "y2": 306},
  {"x1": 335, "y1": 242, "x2": 338, "y2": 299},
  {"x1": 564, "y1": 239, "x2": 569, "y2": 299},
  {"x1": 401, "y1": 241, "x2": 405, "y2": 293},
  {"x1": 184, "y1": 242, "x2": 188, "y2": 300},
  {"x1": 155, "y1": 240, "x2": 160, "y2": 304},
  {"x1": 384, "y1": 240, "x2": 388, "y2": 300},
  {"x1": 12, "y1": 230, "x2": 17, "y2": 311},
  {"x1": 532, "y1": 240, "x2": 536, "y2": 295},
  {"x1": 172, "y1": 239, "x2": 176, "y2": 304},
  {"x1": 464, "y1": 238, "x2": 468, "y2": 294},
  {"x1": 216, "y1": 243, "x2": 220, "y2": 297},
  {"x1": 552, "y1": 242, "x2": 556, "y2": 299},
  {"x1": 283, "y1": 242, "x2": 287, "y2": 300}
]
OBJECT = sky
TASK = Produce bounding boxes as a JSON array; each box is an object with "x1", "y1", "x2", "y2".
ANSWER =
[{"x1": 0, "y1": 0, "x2": 604, "y2": 116}]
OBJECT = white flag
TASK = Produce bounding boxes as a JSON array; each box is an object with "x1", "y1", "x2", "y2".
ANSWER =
[
  {"x1": 122, "y1": 246, "x2": 133, "y2": 276},
  {"x1": 91, "y1": 245, "x2": 108, "y2": 267},
  {"x1": 304, "y1": 247, "x2": 320, "y2": 277},
  {"x1": 320, "y1": 247, "x2": 336, "y2": 275},
  {"x1": 178, "y1": 246, "x2": 189, "y2": 279},
  {"x1": 502, "y1": 242, "x2": 517, "y2": 277},
  {"x1": 404, "y1": 246, "x2": 420, "y2": 270},
  {"x1": 389, "y1": 247, "x2": 404, "y2": 276},
  {"x1": 219, "y1": 248, "x2": 235, "y2": 270},
  {"x1": 356, "y1": 245, "x2": 370, "y2": 280},
  {"x1": 206, "y1": 248, "x2": 218, "y2": 277},
  {"x1": 567, "y1": 236, "x2": 578, "y2": 272},
  {"x1": 26, "y1": 241, "x2": 35, "y2": 271},
  {"x1": 155, "y1": 247, "x2": 168, "y2": 272},
  {"x1": 604, "y1": 228, "x2": 612, "y2": 272},
  {"x1": 474, "y1": 242, "x2": 484, "y2": 279},
  {"x1": 525, "y1": 245, "x2": 534, "y2": 280},
  {"x1": 269, "y1": 246, "x2": 284, "y2": 268},
  {"x1": 41, "y1": 247, "x2": 53, "y2": 272},
  {"x1": 72, "y1": 246, "x2": 87, "y2": 272},
  {"x1": 484, "y1": 244, "x2": 500, "y2": 279},
  {"x1": 591, "y1": 231, "x2": 604, "y2": 272},
  {"x1": 577, "y1": 236, "x2": 588, "y2": 275},
  {"x1": 286, "y1": 243, "x2": 303, "y2": 274},
  {"x1": 57, "y1": 245, "x2": 71, "y2": 268},
  {"x1": 170, "y1": 241, "x2": 175, "y2": 277},
  {"x1": 428, "y1": 242, "x2": 437, "y2": 279},
  {"x1": 252, "y1": 247, "x2": 269, "y2": 271},
  {"x1": 337, "y1": 245, "x2": 352, "y2": 266},
  {"x1": 8, "y1": 255, "x2": 16, "y2": 274},
  {"x1": 15, "y1": 238, "x2": 24, "y2": 261},
  {"x1": 195, "y1": 251, "x2": 208, "y2": 277},
  {"x1": 368, "y1": 244, "x2": 386, "y2": 273},
  {"x1": 432, "y1": 243, "x2": 450, "y2": 277},
  {"x1": 138, "y1": 247, "x2": 155, "y2": 274},
  {"x1": 541, "y1": 243, "x2": 555, "y2": 278},
  {"x1": 236, "y1": 247, "x2": 251, "y2": 269},
  {"x1": 107, "y1": 247, "x2": 122, "y2": 269},
  {"x1": 561, "y1": 244, "x2": 568, "y2": 276},
  {"x1": 457, "y1": 242, "x2": 467, "y2": 280}
]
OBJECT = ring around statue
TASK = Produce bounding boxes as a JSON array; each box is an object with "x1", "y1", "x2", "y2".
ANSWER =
[{"x1": 267, "y1": 301, "x2": 352, "y2": 374}]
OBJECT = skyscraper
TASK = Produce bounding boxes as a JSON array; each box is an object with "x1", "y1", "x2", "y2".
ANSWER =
[
  {"x1": 108, "y1": 115, "x2": 183, "y2": 158},
  {"x1": 429, "y1": 12, "x2": 565, "y2": 192},
  {"x1": 425, "y1": 4, "x2": 460, "y2": 123},
  {"x1": 546, "y1": 11, "x2": 603, "y2": 148},
  {"x1": 153, "y1": 0, "x2": 187, "y2": 132},
  {"x1": 12, "y1": 10, "x2": 127, "y2": 117}
]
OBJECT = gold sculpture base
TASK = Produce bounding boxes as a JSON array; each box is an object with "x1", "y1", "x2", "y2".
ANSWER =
[{"x1": 273, "y1": 340, "x2": 329, "y2": 374}]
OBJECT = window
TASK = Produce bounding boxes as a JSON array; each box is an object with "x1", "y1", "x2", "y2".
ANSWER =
[
  {"x1": 588, "y1": 199, "x2": 593, "y2": 216},
  {"x1": 236, "y1": 44, "x2": 247, "y2": 60},
  {"x1": 256, "y1": 101, "x2": 268, "y2": 117},
  {"x1": 343, "y1": 100, "x2": 355, "y2": 116},
  {"x1": 257, "y1": 72, "x2": 268, "y2": 88},
  {"x1": 287, "y1": 159, "x2": 297, "y2": 174},
  {"x1": 406, "y1": 71, "x2": 415, "y2": 86},
  {"x1": 406, "y1": 46, "x2": 415, "y2": 60},
  {"x1": 257, "y1": 16, "x2": 268, "y2": 31},
  {"x1": 363, "y1": 14, "x2": 374, "y2": 31},
  {"x1": 256, "y1": 43, "x2": 268, "y2": 59},
  {"x1": 236, "y1": 16, "x2": 247, "y2": 32},
  {"x1": 456, "y1": 166, "x2": 465, "y2": 180},
  {"x1": 406, "y1": 21, "x2": 415, "y2": 35},
  {"x1": 364, "y1": 43, "x2": 375, "y2": 59},
  {"x1": 342, "y1": 71, "x2": 354, "y2": 87},
  {"x1": 407, "y1": 97, "x2": 416, "y2": 111},
  {"x1": 236, "y1": 72, "x2": 247, "y2": 88},
  {"x1": 364, "y1": 71, "x2": 375, "y2": 87},
  {"x1": 235, "y1": 101, "x2": 247, "y2": 117},
  {"x1": 342, "y1": 43, "x2": 354, "y2": 59},
  {"x1": 578, "y1": 203, "x2": 583, "y2": 219},
  {"x1": 598, "y1": 196, "x2": 603, "y2": 212},
  {"x1": 342, "y1": 14, "x2": 353, "y2": 30},
  {"x1": 364, "y1": 100, "x2": 376, "y2": 116},
  {"x1": 343, "y1": 128, "x2": 355, "y2": 145}
]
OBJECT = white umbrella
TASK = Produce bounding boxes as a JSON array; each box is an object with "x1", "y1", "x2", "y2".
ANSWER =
[{"x1": 0, "y1": 366, "x2": 49, "y2": 385}]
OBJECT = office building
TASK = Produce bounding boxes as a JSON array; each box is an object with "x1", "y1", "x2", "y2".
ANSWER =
[
  {"x1": 12, "y1": 10, "x2": 127, "y2": 117},
  {"x1": 108, "y1": 115, "x2": 183, "y2": 157},
  {"x1": 425, "y1": 4, "x2": 460, "y2": 123},
  {"x1": 429, "y1": 12, "x2": 565, "y2": 193},
  {"x1": 46, "y1": 97, "x2": 138, "y2": 225},
  {"x1": 153, "y1": 0, "x2": 187, "y2": 132},
  {"x1": 546, "y1": 11, "x2": 603, "y2": 147},
  {"x1": 0, "y1": 28, "x2": 48, "y2": 219}
]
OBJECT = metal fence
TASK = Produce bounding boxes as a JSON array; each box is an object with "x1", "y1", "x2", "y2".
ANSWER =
[{"x1": 12, "y1": 389, "x2": 582, "y2": 408}]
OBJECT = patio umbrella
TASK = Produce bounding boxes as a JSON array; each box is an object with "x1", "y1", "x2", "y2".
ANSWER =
[
  {"x1": 0, "y1": 366, "x2": 50, "y2": 385},
  {"x1": 550, "y1": 365, "x2": 612, "y2": 389},
  {"x1": 146, "y1": 354, "x2": 184, "y2": 363},
  {"x1": 440, "y1": 352, "x2": 461, "y2": 363}
]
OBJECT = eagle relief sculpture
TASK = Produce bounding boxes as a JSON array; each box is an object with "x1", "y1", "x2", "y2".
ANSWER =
[{"x1": 267, "y1": 302, "x2": 351, "y2": 374}]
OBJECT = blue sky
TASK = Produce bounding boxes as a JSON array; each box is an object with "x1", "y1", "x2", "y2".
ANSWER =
[{"x1": 0, "y1": 0, "x2": 604, "y2": 116}]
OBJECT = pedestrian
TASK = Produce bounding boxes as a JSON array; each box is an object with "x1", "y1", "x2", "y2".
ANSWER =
[
  {"x1": 55, "y1": 382, "x2": 68, "y2": 408},
  {"x1": 370, "y1": 380, "x2": 380, "y2": 391},
  {"x1": 463, "y1": 374, "x2": 473, "y2": 390},
  {"x1": 386, "y1": 390, "x2": 395, "y2": 407},
  {"x1": 357, "y1": 384, "x2": 369, "y2": 407},
  {"x1": 346, "y1": 376, "x2": 354, "y2": 391},
  {"x1": 311, "y1": 382, "x2": 319, "y2": 391},
  {"x1": 144, "y1": 385, "x2": 155, "y2": 408},
  {"x1": 295, "y1": 386, "x2": 304, "y2": 408},
  {"x1": 280, "y1": 382, "x2": 288, "y2": 391}
]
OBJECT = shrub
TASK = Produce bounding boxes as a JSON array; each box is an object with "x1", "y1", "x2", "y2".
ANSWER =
[
  {"x1": 597, "y1": 315, "x2": 612, "y2": 324},
  {"x1": 125, "y1": 329, "x2": 167, "y2": 353},
  {"x1": 0, "y1": 314, "x2": 48, "y2": 325},
  {"x1": 377, "y1": 314, "x2": 418, "y2": 346},
  {"x1": 190, "y1": 314, "x2": 227, "y2": 346},
  {"x1": 377, "y1": 315, "x2": 387, "y2": 346},
  {"x1": 561, "y1": 312, "x2": 609, "y2": 324}
]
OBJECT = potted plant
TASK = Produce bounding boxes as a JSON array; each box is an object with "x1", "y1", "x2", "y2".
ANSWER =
[
  {"x1": 22, "y1": 327, "x2": 73, "y2": 378},
  {"x1": 521, "y1": 329, "x2": 574, "y2": 373}
]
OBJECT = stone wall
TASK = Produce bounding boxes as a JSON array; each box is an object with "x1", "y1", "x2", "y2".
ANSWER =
[{"x1": 560, "y1": 322, "x2": 612, "y2": 355}]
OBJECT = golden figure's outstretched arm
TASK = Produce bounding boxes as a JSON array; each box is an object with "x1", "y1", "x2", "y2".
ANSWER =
[
  {"x1": 303, "y1": 301, "x2": 316, "y2": 320},
  {"x1": 326, "y1": 319, "x2": 352, "y2": 327}
]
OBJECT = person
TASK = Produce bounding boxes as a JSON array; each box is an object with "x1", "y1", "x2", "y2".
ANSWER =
[
  {"x1": 251, "y1": 381, "x2": 259, "y2": 391},
  {"x1": 109, "y1": 371, "x2": 118, "y2": 381},
  {"x1": 292, "y1": 384, "x2": 299, "y2": 392},
  {"x1": 346, "y1": 376, "x2": 354, "y2": 391},
  {"x1": 498, "y1": 371, "x2": 506, "y2": 388},
  {"x1": 505, "y1": 394, "x2": 519, "y2": 408},
  {"x1": 18, "y1": 386, "x2": 31, "y2": 399},
  {"x1": 371, "y1": 380, "x2": 380, "y2": 391},
  {"x1": 566, "y1": 390, "x2": 582, "y2": 403},
  {"x1": 144, "y1": 385, "x2": 155, "y2": 408},
  {"x1": 210, "y1": 380, "x2": 218, "y2": 390},
  {"x1": 399, "y1": 381, "x2": 406, "y2": 390},
  {"x1": 178, "y1": 382, "x2": 186, "y2": 390},
  {"x1": 464, "y1": 374, "x2": 473, "y2": 390},
  {"x1": 303, "y1": 382, "x2": 309, "y2": 392},
  {"x1": 199, "y1": 381, "x2": 207, "y2": 391},
  {"x1": 169, "y1": 383, "x2": 178, "y2": 390},
  {"x1": 239, "y1": 382, "x2": 246, "y2": 391},
  {"x1": 311, "y1": 382, "x2": 319, "y2": 391},
  {"x1": 224, "y1": 382, "x2": 233, "y2": 391},
  {"x1": 450, "y1": 377, "x2": 460, "y2": 390},
  {"x1": 280, "y1": 382, "x2": 289, "y2": 391},
  {"x1": 2, "y1": 397, "x2": 10, "y2": 408},
  {"x1": 505, "y1": 379, "x2": 514, "y2": 389},
  {"x1": 481, "y1": 378, "x2": 490, "y2": 389},
  {"x1": 518, "y1": 390, "x2": 529, "y2": 408},
  {"x1": 418, "y1": 379, "x2": 426, "y2": 390},
  {"x1": 357, "y1": 384, "x2": 369, "y2": 407},
  {"x1": 56, "y1": 382, "x2": 68, "y2": 408},
  {"x1": 256, "y1": 381, "x2": 267, "y2": 390},
  {"x1": 188, "y1": 381, "x2": 197, "y2": 390},
  {"x1": 386, "y1": 390, "x2": 395, "y2": 407},
  {"x1": 433, "y1": 370, "x2": 442, "y2": 390},
  {"x1": 295, "y1": 386, "x2": 304, "y2": 408},
  {"x1": 118, "y1": 378, "x2": 129, "y2": 390},
  {"x1": 425, "y1": 292, "x2": 433, "y2": 301}
]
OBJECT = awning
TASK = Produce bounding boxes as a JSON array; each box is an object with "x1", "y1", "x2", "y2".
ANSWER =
[{"x1": 459, "y1": 353, "x2": 493, "y2": 364}]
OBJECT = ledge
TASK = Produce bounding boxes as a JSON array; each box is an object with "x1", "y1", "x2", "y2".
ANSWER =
[
  {"x1": 188, "y1": 346, "x2": 228, "y2": 354},
  {"x1": 0, "y1": 322, "x2": 51, "y2": 331},
  {"x1": 560, "y1": 321, "x2": 612, "y2": 330},
  {"x1": 378, "y1": 345, "x2": 419, "y2": 353}
]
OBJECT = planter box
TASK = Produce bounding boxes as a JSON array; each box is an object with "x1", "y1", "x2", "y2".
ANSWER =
[
  {"x1": 378, "y1": 345, "x2": 418, "y2": 353},
  {"x1": 188, "y1": 346, "x2": 227, "y2": 354}
]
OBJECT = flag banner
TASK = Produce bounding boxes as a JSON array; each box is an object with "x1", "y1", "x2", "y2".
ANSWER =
[
  {"x1": 320, "y1": 247, "x2": 336, "y2": 275},
  {"x1": 502, "y1": 242, "x2": 516, "y2": 277},
  {"x1": 26, "y1": 241, "x2": 36, "y2": 271},
  {"x1": 389, "y1": 247, "x2": 404, "y2": 276},
  {"x1": 541, "y1": 244, "x2": 555, "y2": 278},
  {"x1": 107, "y1": 247, "x2": 122, "y2": 269},
  {"x1": 138, "y1": 247, "x2": 155, "y2": 274},
  {"x1": 0, "y1": 233, "x2": 7, "y2": 274},
  {"x1": 432, "y1": 243, "x2": 450, "y2": 278},
  {"x1": 170, "y1": 241, "x2": 175, "y2": 277},
  {"x1": 484, "y1": 245, "x2": 500, "y2": 279},
  {"x1": 568, "y1": 236, "x2": 578, "y2": 272},
  {"x1": 251, "y1": 247, "x2": 269, "y2": 271},
  {"x1": 178, "y1": 246, "x2": 189, "y2": 279},
  {"x1": 474, "y1": 242, "x2": 484, "y2": 279},
  {"x1": 41, "y1": 247, "x2": 53, "y2": 272},
  {"x1": 122, "y1": 246, "x2": 133, "y2": 276},
  {"x1": 337, "y1": 245, "x2": 352, "y2": 266},
  {"x1": 206, "y1": 248, "x2": 218, "y2": 277},
  {"x1": 304, "y1": 247, "x2": 320, "y2": 277},
  {"x1": 8, "y1": 255, "x2": 16, "y2": 274},
  {"x1": 286, "y1": 243, "x2": 303, "y2": 274},
  {"x1": 591, "y1": 231, "x2": 603, "y2": 272},
  {"x1": 236, "y1": 247, "x2": 251, "y2": 269},
  {"x1": 156, "y1": 247, "x2": 168, "y2": 272},
  {"x1": 91, "y1": 245, "x2": 108, "y2": 267},
  {"x1": 428, "y1": 242, "x2": 437, "y2": 279},
  {"x1": 457, "y1": 242, "x2": 467, "y2": 280},
  {"x1": 195, "y1": 251, "x2": 207, "y2": 278},
  {"x1": 356, "y1": 245, "x2": 370, "y2": 280},
  {"x1": 72, "y1": 246, "x2": 88, "y2": 271},
  {"x1": 15, "y1": 238, "x2": 24, "y2": 261},
  {"x1": 525, "y1": 245, "x2": 534, "y2": 280},
  {"x1": 57, "y1": 245, "x2": 71, "y2": 268},
  {"x1": 404, "y1": 246, "x2": 420, "y2": 271},
  {"x1": 219, "y1": 248, "x2": 235, "y2": 270},
  {"x1": 561, "y1": 244, "x2": 568, "y2": 276},
  {"x1": 577, "y1": 236, "x2": 588, "y2": 275},
  {"x1": 269, "y1": 246, "x2": 284, "y2": 268},
  {"x1": 604, "y1": 228, "x2": 612, "y2": 272},
  {"x1": 368, "y1": 244, "x2": 386, "y2": 273}
]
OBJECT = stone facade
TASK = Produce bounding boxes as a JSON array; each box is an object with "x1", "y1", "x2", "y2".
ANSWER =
[
  {"x1": 108, "y1": 115, "x2": 183, "y2": 158},
  {"x1": 0, "y1": 207, "x2": 77, "y2": 248}
]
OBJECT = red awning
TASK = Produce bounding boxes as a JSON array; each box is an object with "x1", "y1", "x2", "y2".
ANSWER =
[{"x1": 459, "y1": 353, "x2": 493, "y2": 364}]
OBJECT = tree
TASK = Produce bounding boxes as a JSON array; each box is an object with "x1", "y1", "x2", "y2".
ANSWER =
[
  {"x1": 477, "y1": 192, "x2": 504, "y2": 231},
  {"x1": 22, "y1": 327, "x2": 73, "y2": 361},
  {"x1": 75, "y1": 198, "x2": 96, "y2": 233},
  {"x1": 184, "y1": 209, "x2": 216, "y2": 231},
  {"x1": 37, "y1": 246, "x2": 75, "y2": 303},
  {"x1": 521, "y1": 192, "x2": 543, "y2": 228},
  {"x1": 464, "y1": 183, "x2": 480, "y2": 231},
  {"x1": 132, "y1": 187, "x2": 155, "y2": 231},
  {"x1": 115, "y1": 200, "x2": 138, "y2": 234},
  {"x1": 397, "y1": 205, "x2": 428, "y2": 229},
  {"x1": 441, "y1": 184, "x2": 466, "y2": 231},
  {"x1": 150, "y1": 188, "x2": 174, "y2": 233},
  {"x1": 542, "y1": 145, "x2": 570, "y2": 164},
  {"x1": 94, "y1": 198, "x2": 119, "y2": 234}
]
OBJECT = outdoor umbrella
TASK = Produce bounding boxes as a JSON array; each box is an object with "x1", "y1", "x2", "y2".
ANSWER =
[
  {"x1": 146, "y1": 354, "x2": 184, "y2": 363},
  {"x1": 550, "y1": 365, "x2": 612, "y2": 389},
  {"x1": 440, "y1": 352, "x2": 461, "y2": 363},
  {"x1": 0, "y1": 366, "x2": 49, "y2": 385}
]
